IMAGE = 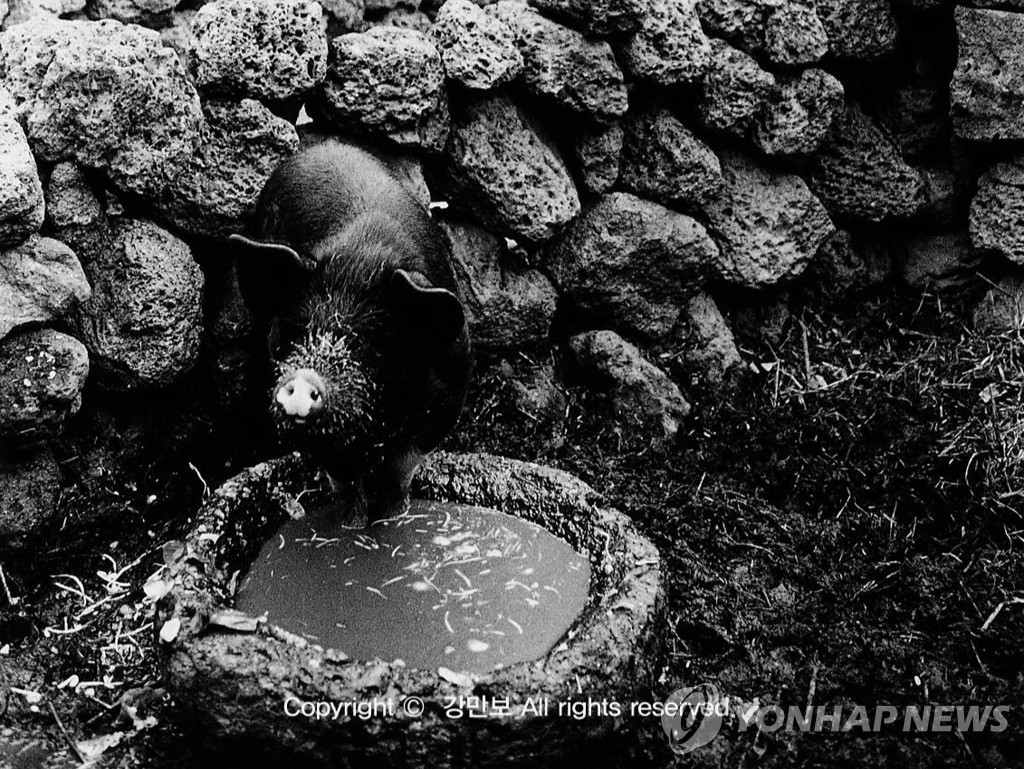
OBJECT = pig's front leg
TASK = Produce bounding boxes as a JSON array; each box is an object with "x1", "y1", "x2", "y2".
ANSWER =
[
  {"x1": 366, "y1": 446, "x2": 425, "y2": 522},
  {"x1": 322, "y1": 469, "x2": 369, "y2": 527}
]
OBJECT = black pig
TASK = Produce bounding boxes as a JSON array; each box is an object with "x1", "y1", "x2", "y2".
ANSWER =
[{"x1": 230, "y1": 139, "x2": 471, "y2": 522}]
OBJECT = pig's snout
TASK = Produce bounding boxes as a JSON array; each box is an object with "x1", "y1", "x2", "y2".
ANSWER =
[{"x1": 275, "y1": 370, "x2": 325, "y2": 423}]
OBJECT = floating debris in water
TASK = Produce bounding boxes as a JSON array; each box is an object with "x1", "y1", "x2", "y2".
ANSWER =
[{"x1": 235, "y1": 499, "x2": 591, "y2": 674}]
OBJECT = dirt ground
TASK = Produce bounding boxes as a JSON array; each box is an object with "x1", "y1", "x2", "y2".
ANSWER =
[{"x1": 1, "y1": 285, "x2": 1021, "y2": 767}]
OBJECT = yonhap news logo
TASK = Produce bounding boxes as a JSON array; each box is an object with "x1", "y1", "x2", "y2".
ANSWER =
[
  {"x1": 660, "y1": 685, "x2": 1010, "y2": 755},
  {"x1": 661, "y1": 683, "x2": 727, "y2": 754}
]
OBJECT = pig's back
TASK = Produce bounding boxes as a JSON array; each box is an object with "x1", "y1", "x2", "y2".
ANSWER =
[{"x1": 253, "y1": 140, "x2": 453, "y2": 289}]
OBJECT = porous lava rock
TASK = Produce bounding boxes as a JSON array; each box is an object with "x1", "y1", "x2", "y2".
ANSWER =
[
  {"x1": 620, "y1": 105, "x2": 723, "y2": 212},
  {"x1": 432, "y1": 0, "x2": 522, "y2": 90},
  {"x1": 442, "y1": 218, "x2": 557, "y2": 351},
  {"x1": 490, "y1": 0, "x2": 627, "y2": 122},
  {"x1": 544, "y1": 192, "x2": 717, "y2": 339},
  {"x1": 809, "y1": 104, "x2": 928, "y2": 223},
  {"x1": 697, "y1": 38, "x2": 776, "y2": 141},
  {"x1": 0, "y1": 447, "x2": 62, "y2": 548},
  {"x1": 0, "y1": 18, "x2": 204, "y2": 198},
  {"x1": 0, "y1": 328, "x2": 88, "y2": 449},
  {"x1": 43, "y1": 162, "x2": 111, "y2": 268},
  {"x1": 91, "y1": 0, "x2": 179, "y2": 27},
  {"x1": 73, "y1": 219, "x2": 204, "y2": 391},
  {"x1": 571, "y1": 123, "x2": 623, "y2": 194},
  {"x1": 974, "y1": 275, "x2": 1024, "y2": 333},
  {"x1": 0, "y1": 102, "x2": 42, "y2": 246},
  {"x1": 697, "y1": 0, "x2": 828, "y2": 67},
  {"x1": 619, "y1": 0, "x2": 710, "y2": 86},
  {"x1": 0, "y1": 236, "x2": 90, "y2": 340},
  {"x1": 526, "y1": 0, "x2": 647, "y2": 36},
  {"x1": 159, "y1": 99, "x2": 299, "y2": 239},
  {"x1": 568, "y1": 329, "x2": 691, "y2": 446},
  {"x1": 951, "y1": 7, "x2": 1024, "y2": 140},
  {"x1": 814, "y1": 0, "x2": 898, "y2": 62},
  {"x1": 900, "y1": 230, "x2": 973, "y2": 289},
  {"x1": 970, "y1": 156, "x2": 1024, "y2": 265},
  {"x1": 705, "y1": 151, "x2": 834, "y2": 288},
  {"x1": 667, "y1": 292, "x2": 742, "y2": 385},
  {"x1": 318, "y1": 25, "x2": 449, "y2": 151},
  {"x1": 753, "y1": 68, "x2": 844, "y2": 158},
  {"x1": 437, "y1": 93, "x2": 579, "y2": 243},
  {"x1": 190, "y1": 0, "x2": 329, "y2": 102}
]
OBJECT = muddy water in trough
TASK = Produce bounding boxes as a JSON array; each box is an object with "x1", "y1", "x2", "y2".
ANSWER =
[{"x1": 235, "y1": 499, "x2": 592, "y2": 674}]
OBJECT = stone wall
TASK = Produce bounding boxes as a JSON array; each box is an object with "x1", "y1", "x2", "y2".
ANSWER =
[{"x1": 0, "y1": 0, "x2": 1016, "y2": 544}]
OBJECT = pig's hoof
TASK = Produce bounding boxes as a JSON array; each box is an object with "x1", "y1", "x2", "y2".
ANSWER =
[{"x1": 370, "y1": 491, "x2": 411, "y2": 523}]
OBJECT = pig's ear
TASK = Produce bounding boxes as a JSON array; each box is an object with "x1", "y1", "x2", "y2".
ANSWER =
[
  {"x1": 230, "y1": 234, "x2": 315, "y2": 318},
  {"x1": 391, "y1": 268, "x2": 465, "y2": 344}
]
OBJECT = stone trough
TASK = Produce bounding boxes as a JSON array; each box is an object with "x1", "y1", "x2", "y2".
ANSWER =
[{"x1": 159, "y1": 451, "x2": 665, "y2": 767}]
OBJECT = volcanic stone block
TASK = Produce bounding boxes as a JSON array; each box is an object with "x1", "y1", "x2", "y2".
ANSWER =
[
  {"x1": 159, "y1": 99, "x2": 299, "y2": 239},
  {"x1": 319, "y1": 26, "x2": 449, "y2": 151},
  {"x1": 753, "y1": 68, "x2": 844, "y2": 158},
  {"x1": 0, "y1": 236, "x2": 90, "y2": 341},
  {"x1": 44, "y1": 164, "x2": 101, "y2": 235},
  {"x1": 0, "y1": 18, "x2": 203, "y2": 199},
  {"x1": 620, "y1": 106, "x2": 723, "y2": 211},
  {"x1": 315, "y1": 0, "x2": 364, "y2": 29},
  {"x1": 498, "y1": 358, "x2": 566, "y2": 439},
  {"x1": 620, "y1": 0, "x2": 710, "y2": 86},
  {"x1": 376, "y1": 7, "x2": 433, "y2": 29},
  {"x1": 814, "y1": 0, "x2": 898, "y2": 62},
  {"x1": 809, "y1": 104, "x2": 928, "y2": 223},
  {"x1": 490, "y1": 1, "x2": 627, "y2": 122},
  {"x1": 0, "y1": 328, "x2": 88, "y2": 450},
  {"x1": 191, "y1": 0, "x2": 328, "y2": 102},
  {"x1": 970, "y1": 156, "x2": 1024, "y2": 265},
  {"x1": 974, "y1": 275, "x2": 1024, "y2": 333},
  {"x1": 73, "y1": 219, "x2": 204, "y2": 391},
  {"x1": 668, "y1": 291, "x2": 741, "y2": 385},
  {"x1": 432, "y1": 0, "x2": 522, "y2": 90},
  {"x1": 809, "y1": 229, "x2": 891, "y2": 298},
  {"x1": 0, "y1": 0, "x2": 77, "y2": 28},
  {"x1": 544, "y1": 192, "x2": 717, "y2": 339},
  {"x1": 696, "y1": 0, "x2": 764, "y2": 52},
  {"x1": 697, "y1": 0, "x2": 827, "y2": 67},
  {"x1": 0, "y1": 448, "x2": 61, "y2": 547},
  {"x1": 0, "y1": 106, "x2": 41, "y2": 247},
  {"x1": 705, "y1": 151, "x2": 834, "y2": 288},
  {"x1": 44, "y1": 163, "x2": 111, "y2": 268},
  {"x1": 439, "y1": 93, "x2": 579, "y2": 243},
  {"x1": 526, "y1": 0, "x2": 646, "y2": 35},
  {"x1": 762, "y1": 0, "x2": 828, "y2": 67},
  {"x1": 571, "y1": 123, "x2": 623, "y2": 194},
  {"x1": 91, "y1": 0, "x2": 178, "y2": 27},
  {"x1": 951, "y1": 7, "x2": 1024, "y2": 141},
  {"x1": 697, "y1": 38, "x2": 776, "y2": 141},
  {"x1": 568, "y1": 329, "x2": 690, "y2": 446},
  {"x1": 160, "y1": 8, "x2": 198, "y2": 66},
  {"x1": 364, "y1": 0, "x2": 417, "y2": 11},
  {"x1": 900, "y1": 230, "x2": 972, "y2": 289},
  {"x1": 442, "y1": 219, "x2": 557, "y2": 351}
]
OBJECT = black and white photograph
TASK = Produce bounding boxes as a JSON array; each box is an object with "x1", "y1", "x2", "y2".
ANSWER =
[{"x1": 0, "y1": 0, "x2": 1020, "y2": 766}]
